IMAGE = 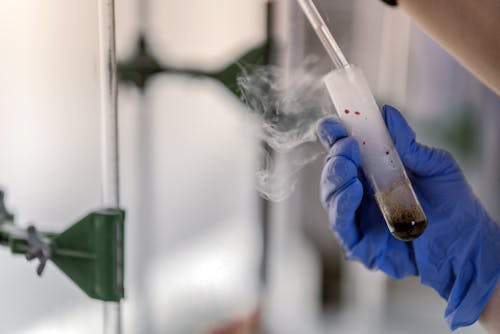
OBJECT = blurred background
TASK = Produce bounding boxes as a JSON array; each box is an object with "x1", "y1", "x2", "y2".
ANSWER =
[{"x1": 0, "y1": 0, "x2": 498, "y2": 333}]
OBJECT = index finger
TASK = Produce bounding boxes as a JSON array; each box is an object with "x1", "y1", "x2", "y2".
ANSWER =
[{"x1": 316, "y1": 117, "x2": 347, "y2": 150}]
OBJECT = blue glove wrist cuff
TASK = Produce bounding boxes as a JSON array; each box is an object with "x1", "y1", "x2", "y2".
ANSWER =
[{"x1": 445, "y1": 220, "x2": 500, "y2": 330}]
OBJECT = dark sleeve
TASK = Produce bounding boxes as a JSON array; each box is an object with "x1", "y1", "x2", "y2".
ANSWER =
[{"x1": 380, "y1": 0, "x2": 398, "y2": 6}]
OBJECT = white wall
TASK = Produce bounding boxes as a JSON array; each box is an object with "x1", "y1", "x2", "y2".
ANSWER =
[{"x1": 0, "y1": 0, "x2": 266, "y2": 332}]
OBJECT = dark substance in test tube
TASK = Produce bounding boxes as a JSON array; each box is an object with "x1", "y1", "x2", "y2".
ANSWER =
[
  {"x1": 375, "y1": 179, "x2": 428, "y2": 241},
  {"x1": 389, "y1": 218, "x2": 428, "y2": 241}
]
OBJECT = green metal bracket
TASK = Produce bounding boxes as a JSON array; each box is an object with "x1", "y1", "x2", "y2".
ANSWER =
[
  {"x1": 118, "y1": 35, "x2": 271, "y2": 98},
  {"x1": 0, "y1": 191, "x2": 125, "y2": 302}
]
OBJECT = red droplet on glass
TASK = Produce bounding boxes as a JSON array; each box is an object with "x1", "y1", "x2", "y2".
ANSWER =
[
  {"x1": 386, "y1": 151, "x2": 390, "y2": 155},
  {"x1": 355, "y1": 111, "x2": 361, "y2": 115},
  {"x1": 344, "y1": 109, "x2": 350, "y2": 114}
]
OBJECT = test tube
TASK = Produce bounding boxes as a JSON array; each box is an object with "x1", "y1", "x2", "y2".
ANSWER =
[
  {"x1": 323, "y1": 67, "x2": 427, "y2": 240},
  {"x1": 297, "y1": 0, "x2": 427, "y2": 240}
]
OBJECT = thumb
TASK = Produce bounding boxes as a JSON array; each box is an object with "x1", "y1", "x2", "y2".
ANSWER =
[{"x1": 382, "y1": 105, "x2": 458, "y2": 177}]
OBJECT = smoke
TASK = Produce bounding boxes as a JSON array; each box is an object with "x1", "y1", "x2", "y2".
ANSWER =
[{"x1": 237, "y1": 58, "x2": 332, "y2": 202}]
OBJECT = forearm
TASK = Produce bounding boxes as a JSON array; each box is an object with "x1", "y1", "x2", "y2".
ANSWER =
[
  {"x1": 480, "y1": 281, "x2": 500, "y2": 334},
  {"x1": 398, "y1": 0, "x2": 500, "y2": 95}
]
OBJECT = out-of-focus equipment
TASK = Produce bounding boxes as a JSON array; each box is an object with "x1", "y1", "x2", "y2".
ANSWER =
[
  {"x1": 118, "y1": 36, "x2": 270, "y2": 98},
  {"x1": 0, "y1": 190, "x2": 125, "y2": 302}
]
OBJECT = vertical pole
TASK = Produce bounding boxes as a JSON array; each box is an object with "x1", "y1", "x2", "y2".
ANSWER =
[
  {"x1": 259, "y1": 0, "x2": 275, "y2": 293},
  {"x1": 97, "y1": 0, "x2": 121, "y2": 333},
  {"x1": 135, "y1": 1, "x2": 153, "y2": 330},
  {"x1": 258, "y1": 3, "x2": 275, "y2": 333}
]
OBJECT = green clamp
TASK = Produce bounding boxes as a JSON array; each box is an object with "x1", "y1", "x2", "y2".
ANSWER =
[{"x1": 0, "y1": 191, "x2": 125, "y2": 302}]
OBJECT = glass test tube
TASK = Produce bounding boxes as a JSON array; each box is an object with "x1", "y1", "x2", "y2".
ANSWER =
[
  {"x1": 296, "y1": 0, "x2": 427, "y2": 240},
  {"x1": 323, "y1": 66, "x2": 427, "y2": 241}
]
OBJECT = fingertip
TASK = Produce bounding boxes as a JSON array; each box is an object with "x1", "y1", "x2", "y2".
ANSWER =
[
  {"x1": 382, "y1": 104, "x2": 398, "y2": 117},
  {"x1": 382, "y1": 104, "x2": 416, "y2": 154},
  {"x1": 316, "y1": 117, "x2": 347, "y2": 149},
  {"x1": 382, "y1": 105, "x2": 403, "y2": 130}
]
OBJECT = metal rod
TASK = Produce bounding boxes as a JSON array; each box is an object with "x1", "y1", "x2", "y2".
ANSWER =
[{"x1": 97, "y1": 0, "x2": 121, "y2": 333}]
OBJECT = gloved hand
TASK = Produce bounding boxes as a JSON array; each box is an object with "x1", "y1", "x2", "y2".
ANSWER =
[{"x1": 316, "y1": 105, "x2": 500, "y2": 330}]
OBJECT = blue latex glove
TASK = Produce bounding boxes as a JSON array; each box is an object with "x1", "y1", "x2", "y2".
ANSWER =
[{"x1": 317, "y1": 105, "x2": 500, "y2": 330}]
